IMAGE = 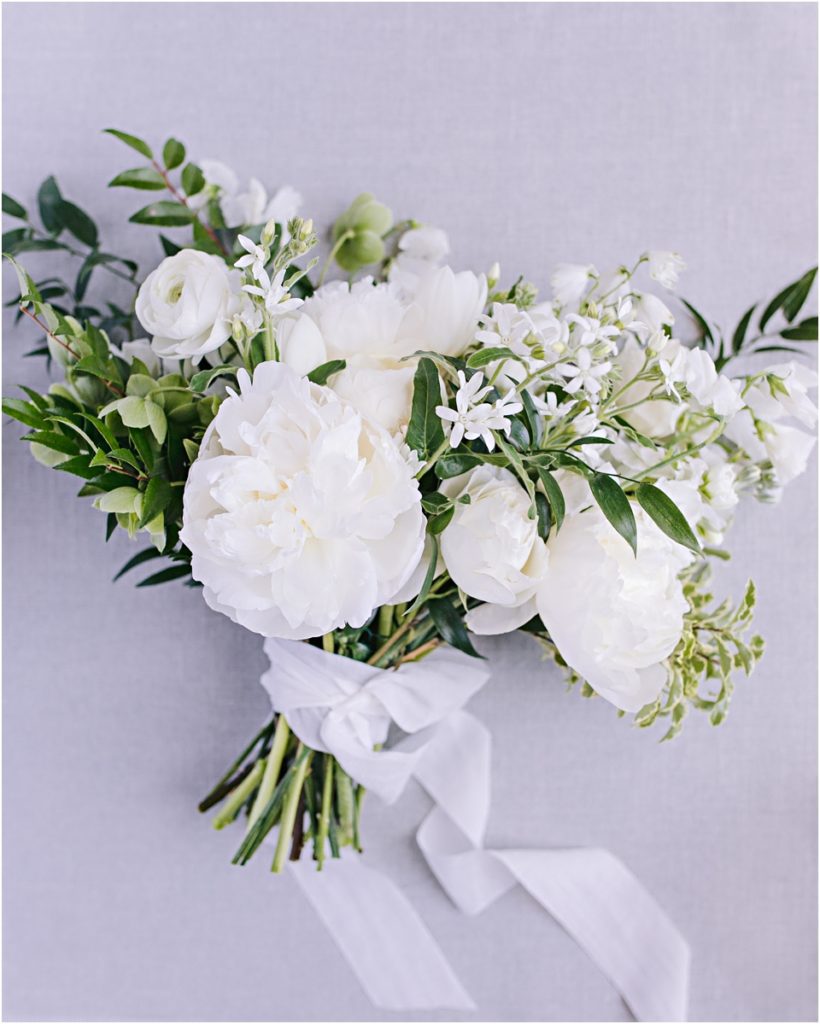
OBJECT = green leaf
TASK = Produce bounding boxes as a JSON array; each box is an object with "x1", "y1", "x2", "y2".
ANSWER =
[
  {"x1": 138, "y1": 477, "x2": 172, "y2": 527},
  {"x1": 104, "y1": 128, "x2": 154, "y2": 160},
  {"x1": 307, "y1": 359, "x2": 347, "y2": 386},
  {"x1": 536, "y1": 468, "x2": 565, "y2": 531},
  {"x1": 465, "y1": 346, "x2": 518, "y2": 369},
  {"x1": 731, "y1": 303, "x2": 756, "y2": 354},
  {"x1": 420, "y1": 492, "x2": 450, "y2": 514},
  {"x1": 402, "y1": 535, "x2": 440, "y2": 622},
  {"x1": 435, "y1": 452, "x2": 482, "y2": 479},
  {"x1": 108, "y1": 167, "x2": 166, "y2": 191},
  {"x1": 181, "y1": 162, "x2": 205, "y2": 197},
  {"x1": 37, "y1": 176, "x2": 64, "y2": 234},
  {"x1": 428, "y1": 505, "x2": 455, "y2": 534},
  {"x1": 24, "y1": 430, "x2": 78, "y2": 456},
  {"x1": 520, "y1": 389, "x2": 542, "y2": 446},
  {"x1": 406, "y1": 357, "x2": 445, "y2": 460},
  {"x1": 782, "y1": 267, "x2": 817, "y2": 322},
  {"x1": 145, "y1": 400, "x2": 167, "y2": 444},
  {"x1": 535, "y1": 490, "x2": 551, "y2": 540},
  {"x1": 159, "y1": 234, "x2": 182, "y2": 256},
  {"x1": 136, "y1": 563, "x2": 191, "y2": 587},
  {"x1": 589, "y1": 473, "x2": 637, "y2": 555},
  {"x1": 113, "y1": 546, "x2": 163, "y2": 581},
  {"x1": 636, "y1": 482, "x2": 700, "y2": 554},
  {"x1": 130, "y1": 202, "x2": 194, "y2": 227},
  {"x1": 780, "y1": 316, "x2": 818, "y2": 341},
  {"x1": 162, "y1": 138, "x2": 186, "y2": 171},
  {"x1": 2, "y1": 193, "x2": 27, "y2": 219},
  {"x1": 2, "y1": 399, "x2": 44, "y2": 429},
  {"x1": 59, "y1": 201, "x2": 98, "y2": 248},
  {"x1": 426, "y1": 597, "x2": 483, "y2": 659},
  {"x1": 190, "y1": 364, "x2": 239, "y2": 392},
  {"x1": 95, "y1": 485, "x2": 140, "y2": 513}
]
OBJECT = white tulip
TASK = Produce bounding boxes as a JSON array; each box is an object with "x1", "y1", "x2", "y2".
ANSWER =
[
  {"x1": 181, "y1": 363, "x2": 425, "y2": 639},
  {"x1": 135, "y1": 250, "x2": 241, "y2": 362},
  {"x1": 536, "y1": 505, "x2": 692, "y2": 712},
  {"x1": 439, "y1": 465, "x2": 549, "y2": 635}
]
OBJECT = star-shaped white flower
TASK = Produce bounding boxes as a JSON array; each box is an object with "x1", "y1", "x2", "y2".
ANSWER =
[
  {"x1": 557, "y1": 347, "x2": 612, "y2": 398},
  {"x1": 234, "y1": 234, "x2": 269, "y2": 284},
  {"x1": 436, "y1": 371, "x2": 523, "y2": 451},
  {"x1": 243, "y1": 266, "x2": 303, "y2": 318}
]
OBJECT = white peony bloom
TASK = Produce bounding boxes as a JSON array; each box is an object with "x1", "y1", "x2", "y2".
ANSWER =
[
  {"x1": 279, "y1": 268, "x2": 486, "y2": 432},
  {"x1": 536, "y1": 505, "x2": 692, "y2": 712},
  {"x1": 181, "y1": 362, "x2": 425, "y2": 639},
  {"x1": 550, "y1": 263, "x2": 597, "y2": 307},
  {"x1": 135, "y1": 250, "x2": 241, "y2": 362},
  {"x1": 399, "y1": 265, "x2": 488, "y2": 357},
  {"x1": 645, "y1": 251, "x2": 686, "y2": 290},
  {"x1": 439, "y1": 465, "x2": 549, "y2": 635}
]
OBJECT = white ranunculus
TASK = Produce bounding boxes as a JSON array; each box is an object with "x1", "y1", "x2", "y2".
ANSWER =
[
  {"x1": 645, "y1": 250, "x2": 686, "y2": 290},
  {"x1": 135, "y1": 250, "x2": 241, "y2": 362},
  {"x1": 536, "y1": 505, "x2": 692, "y2": 712},
  {"x1": 181, "y1": 363, "x2": 425, "y2": 639},
  {"x1": 550, "y1": 263, "x2": 596, "y2": 307},
  {"x1": 439, "y1": 465, "x2": 549, "y2": 635}
]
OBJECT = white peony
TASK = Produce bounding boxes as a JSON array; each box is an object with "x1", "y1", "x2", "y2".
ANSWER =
[
  {"x1": 439, "y1": 465, "x2": 549, "y2": 635},
  {"x1": 536, "y1": 505, "x2": 692, "y2": 712},
  {"x1": 181, "y1": 362, "x2": 425, "y2": 639},
  {"x1": 278, "y1": 267, "x2": 486, "y2": 432},
  {"x1": 136, "y1": 249, "x2": 241, "y2": 362}
]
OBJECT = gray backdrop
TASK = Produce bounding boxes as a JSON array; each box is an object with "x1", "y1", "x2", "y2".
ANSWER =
[{"x1": 3, "y1": 3, "x2": 817, "y2": 1021}]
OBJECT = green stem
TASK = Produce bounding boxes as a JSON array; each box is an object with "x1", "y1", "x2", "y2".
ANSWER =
[
  {"x1": 247, "y1": 715, "x2": 290, "y2": 831},
  {"x1": 200, "y1": 717, "x2": 274, "y2": 811},
  {"x1": 262, "y1": 315, "x2": 277, "y2": 362},
  {"x1": 416, "y1": 437, "x2": 450, "y2": 479},
  {"x1": 353, "y1": 784, "x2": 366, "y2": 853},
  {"x1": 322, "y1": 632, "x2": 335, "y2": 654},
  {"x1": 377, "y1": 604, "x2": 393, "y2": 639},
  {"x1": 315, "y1": 754, "x2": 334, "y2": 870},
  {"x1": 213, "y1": 757, "x2": 266, "y2": 830},
  {"x1": 318, "y1": 230, "x2": 354, "y2": 286},
  {"x1": 335, "y1": 766, "x2": 355, "y2": 846},
  {"x1": 272, "y1": 746, "x2": 312, "y2": 873}
]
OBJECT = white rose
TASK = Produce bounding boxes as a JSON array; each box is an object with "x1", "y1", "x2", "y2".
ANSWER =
[
  {"x1": 550, "y1": 263, "x2": 597, "y2": 307},
  {"x1": 439, "y1": 465, "x2": 549, "y2": 635},
  {"x1": 645, "y1": 250, "x2": 686, "y2": 290},
  {"x1": 536, "y1": 505, "x2": 691, "y2": 712},
  {"x1": 136, "y1": 250, "x2": 240, "y2": 362},
  {"x1": 181, "y1": 363, "x2": 425, "y2": 639}
]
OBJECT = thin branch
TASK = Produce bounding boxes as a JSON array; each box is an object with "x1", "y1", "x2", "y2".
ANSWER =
[{"x1": 151, "y1": 160, "x2": 228, "y2": 257}]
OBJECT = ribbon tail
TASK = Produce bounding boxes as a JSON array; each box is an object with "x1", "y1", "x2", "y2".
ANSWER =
[
  {"x1": 496, "y1": 848, "x2": 691, "y2": 1022},
  {"x1": 290, "y1": 855, "x2": 476, "y2": 1012}
]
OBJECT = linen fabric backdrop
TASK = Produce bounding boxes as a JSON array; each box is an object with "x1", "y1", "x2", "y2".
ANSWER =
[{"x1": 3, "y1": 3, "x2": 817, "y2": 1021}]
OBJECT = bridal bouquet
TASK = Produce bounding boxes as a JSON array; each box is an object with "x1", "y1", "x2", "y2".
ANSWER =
[{"x1": 4, "y1": 127, "x2": 817, "y2": 1017}]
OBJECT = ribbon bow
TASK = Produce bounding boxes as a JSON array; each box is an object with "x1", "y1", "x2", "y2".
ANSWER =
[{"x1": 262, "y1": 638, "x2": 691, "y2": 1020}]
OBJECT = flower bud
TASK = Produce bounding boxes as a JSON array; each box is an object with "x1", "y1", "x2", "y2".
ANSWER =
[{"x1": 487, "y1": 262, "x2": 501, "y2": 289}]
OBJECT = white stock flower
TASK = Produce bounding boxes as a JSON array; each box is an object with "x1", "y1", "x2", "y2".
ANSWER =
[
  {"x1": 388, "y1": 226, "x2": 450, "y2": 295},
  {"x1": 199, "y1": 159, "x2": 302, "y2": 232},
  {"x1": 645, "y1": 251, "x2": 686, "y2": 290},
  {"x1": 551, "y1": 263, "x2": 597, "y2": 307},
  {"x1": 615, "y1": 336, "x2": 682, "y2": 438},
  {"x1": 181, "y1": 363, "x2": 425, "y2": 639},
  {"x1": 436, "y1": 370, "x2": 522, "y2": 451},
  {"x1": 439, "y1": 465, "x2": 549, "y2": 634},
  {"x1": 135, "y1": 249, "x2": 241, "y2": 362},
  {"x1": 536, "y1": 505, "x2": 692, "y2": 712}
]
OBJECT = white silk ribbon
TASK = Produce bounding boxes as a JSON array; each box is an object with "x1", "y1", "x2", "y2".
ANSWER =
[{"x1": 262, "y1": 638, "x2": 691, "y2": 1021}]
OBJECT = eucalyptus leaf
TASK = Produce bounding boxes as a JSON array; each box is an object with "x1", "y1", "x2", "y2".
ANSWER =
[
  {"x1": 130, "y1": 202, "x2": 194, "y2": 227},
  {"x1": 109, "y1": 167, "x2": 166, "y2": 191},
  {"x1": 104, "y1": 128, "x2": 154, "y2": 160}
]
